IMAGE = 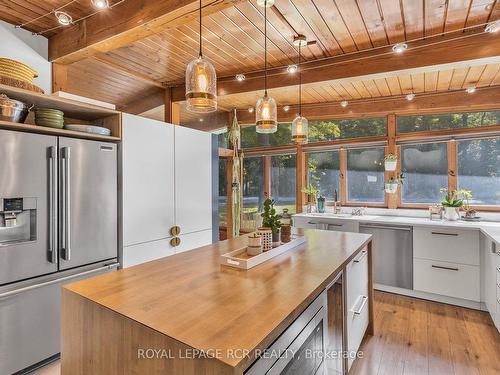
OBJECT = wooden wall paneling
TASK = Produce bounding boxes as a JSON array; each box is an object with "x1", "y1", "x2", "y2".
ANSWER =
[
  {"x1": 447, "y1": 140, "x2": 458, "y2": 192},
  {"x1": 51, "y1": 63, "x2": 68, "y2": 93}
]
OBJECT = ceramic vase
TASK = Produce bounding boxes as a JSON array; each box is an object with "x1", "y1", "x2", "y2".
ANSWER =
[
  {"x1": 443, "y1": 207, "x2": 460, "y2": 221},
  {"x1": 384, "y1": 160, "x2": 397, "y2": 171}
]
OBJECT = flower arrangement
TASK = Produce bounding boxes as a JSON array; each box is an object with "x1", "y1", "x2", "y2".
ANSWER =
[{"x1": 439, "y1": 188, "x2": 473, "y2": 221}]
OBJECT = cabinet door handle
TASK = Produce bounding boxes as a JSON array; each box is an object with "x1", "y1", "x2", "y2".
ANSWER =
[
  {"x1": 328, "y1": 223, "x2": 343, "y2": 227},
  {"x1": 431, "y1": 231, "x2": 458, "y2": 236},
  {"x1": 352, "y1": 295, "x2": 368, "y2": 315},
  {"x1": 353, "y1": 250, "x2": 367, "y2": 263},
  {"x1": 432, "y1": 264, "x2": 459, "y2": 271},
  {"x1": 307, "y1": 221, "x2": 318, "y2": 225}
]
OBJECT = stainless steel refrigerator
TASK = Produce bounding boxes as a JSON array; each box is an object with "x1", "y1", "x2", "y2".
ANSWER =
[{"x1": 0, "y1": 130, "x2": 118, "y2": 374}]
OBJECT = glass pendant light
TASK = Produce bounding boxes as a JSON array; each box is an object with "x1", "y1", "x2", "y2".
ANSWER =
[
  {"x1": 256, "y1": 0, "x2": 277, "y2": 134},
  {"x1": 291, "y1": 35, "x2": 308, "y2": 144},
  {"x1": 186, "y1": 0, "x2": 217, "y2": 113}
]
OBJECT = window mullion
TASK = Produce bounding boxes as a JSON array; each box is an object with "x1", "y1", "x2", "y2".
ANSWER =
[
  {"x1": 340, "y1": 148, "x2": 347, "y2": 205},
  {"x1": 447, "y1": 140, "x2": 458, "y2": 192}
]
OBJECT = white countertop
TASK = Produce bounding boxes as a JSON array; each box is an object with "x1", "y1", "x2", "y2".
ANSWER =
[{"x1": 294, "y1": 212, "x2": 500, "y2": 245}]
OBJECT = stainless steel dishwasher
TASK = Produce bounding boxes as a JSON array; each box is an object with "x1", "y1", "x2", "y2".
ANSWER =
[{"x1": 359, "y1": 223, "x2": 413, "y2": 290}]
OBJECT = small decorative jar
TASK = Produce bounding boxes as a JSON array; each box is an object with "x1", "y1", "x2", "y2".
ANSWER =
[
  {"x1": 281, "y1": 224, "x2": 291, "y2": 243},
  {"x1": 247, "y1": 234, "x2": 263, "y2": 256},
  {"x1": 257, "y1": 227, "x2": 273, "y2": 251},
  {"x1": 281, "y1": 208, "x2": 292, "y2": 226},
  {"x1": 317, "y1": 196, "x2": 326, "y2": 213}
]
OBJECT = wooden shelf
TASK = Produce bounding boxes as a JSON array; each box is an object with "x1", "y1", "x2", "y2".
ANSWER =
[
  {"x1": 0, "y1": 121, "x2": 121, "y2": 142},
  {"x1": 0, "y1": 83, "x2": 119, "y2": 121}
]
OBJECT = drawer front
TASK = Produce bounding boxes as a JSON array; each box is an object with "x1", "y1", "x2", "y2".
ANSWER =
[
  {"x1": 346, "y1": 247, "x2": 369, "y2": 370},
  {"x1": 413, "y1": 227, "x2": 479, "y2": 265},
  {"x1": 292, "y1": 217, "x2": 317, "y2": 229},
  {"x1": 414, "y1": 258, "x2": 480, "y2": 301},
  {"x1": 122, "y1": 238, "x2": 175, "y2": 268}
]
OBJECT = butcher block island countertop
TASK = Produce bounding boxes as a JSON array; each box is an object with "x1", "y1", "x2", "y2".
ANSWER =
[{"x1": 61, "y1": 229, "x2": 373, "y2": 375}]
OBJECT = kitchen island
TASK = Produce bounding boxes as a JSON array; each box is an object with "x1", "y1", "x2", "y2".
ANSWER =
[{"x1": 61, "y1": 229, "x2": 373, "y2": 375}]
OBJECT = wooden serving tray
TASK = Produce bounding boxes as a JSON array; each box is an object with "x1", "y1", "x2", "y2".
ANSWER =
[{"x1": 220, "y1": 235, "x2": 306, "y2": 270}]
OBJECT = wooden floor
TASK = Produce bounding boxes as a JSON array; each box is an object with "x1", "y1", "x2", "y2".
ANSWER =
[{"x1": 30, "y1": 291, "x2": 500, "y2": 375}]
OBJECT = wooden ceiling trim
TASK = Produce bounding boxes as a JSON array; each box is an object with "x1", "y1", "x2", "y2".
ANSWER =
[
  {"x1": 464, "y1": 64, "x2": 488, "y2": 88},
  {"x1": 332, "y1": 0, "x2": 373, "y2": 50},
  {"x1": 477, "y1": 63, "x2": 500, "y2": 86},
  {"x1": 48, "y1": 0, "x2": 245, "y2": 64},
  {"x1": 466, "y1": 0, "x2": 496, "y2": 27},
  {"x1": 444, "y1": 0, "x2": 471, "y2": 32},
  {"x1": 424, "y1": 70, "x2": 439, "y2": 91},
  {"x1": 377, "y1": 0, "x2": 406, "y2": 44},
  {"x1": 235, "y1": 86, "x2": 500, "y2": 123},
  {"x1": 170, "y1": 30, "x2": 500, "y2": 101},
  {"x1": 401, "y1": 0, "x2": 425, "y2": 40},
  {"x1": 424, "y1": 0, "x2": 447, "y2": 37},
  {"x1": 385, "y1": 76, "x2": 403, "y2": 95},
  {"x1": 374, "y1": 78, "x2": 392, "y2": 97}
]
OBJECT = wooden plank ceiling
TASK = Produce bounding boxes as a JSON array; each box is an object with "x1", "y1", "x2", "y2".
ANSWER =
[{"x1": 3, "y1": 0, "x2": 500, "y2": 109}]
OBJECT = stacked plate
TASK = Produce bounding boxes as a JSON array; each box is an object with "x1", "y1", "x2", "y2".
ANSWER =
[
  {"x1": 65, "y1": 124, "x2": 111, "y2": 135},
  {"x1": 34, "y1": 108, "x2": 64, "y2": 129}
]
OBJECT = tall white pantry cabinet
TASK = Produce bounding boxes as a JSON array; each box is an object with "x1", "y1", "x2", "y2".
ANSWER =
[{"x1": 120, "y1": 114, "x2": 213, "y2": 268}]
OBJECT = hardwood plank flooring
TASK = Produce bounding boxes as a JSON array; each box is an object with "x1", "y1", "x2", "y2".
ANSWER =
[{"x1": 30, "y1": 291, "x2": 500, "y2": 375}]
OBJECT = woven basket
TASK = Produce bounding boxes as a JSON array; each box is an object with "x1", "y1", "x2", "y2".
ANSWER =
[
  {"x1": 0, "y1": 58, "x2": 38, "y2": 84},
  {"x1": 0, "y1": 76, "x2": 44, "y2": 94}
]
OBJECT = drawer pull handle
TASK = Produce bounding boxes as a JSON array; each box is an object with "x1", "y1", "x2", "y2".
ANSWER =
[
  {"x1": 431, "y1": 232, "x2": 458, "y2": 236},
  {"x1": 352, "y1": 295, "x2": 368, "y2": 315},
  {"x1": 329, "y1": 224, "x2": 343, "y2": 227},
  {"x1": 353, "y1": 250, "x2": 367, "y2": 263},
  {"x1": 432, "y1": 265, "x2": 459, "y2": 271},
  {"x1": 307, "y1": 221, "x2": 318, "y2": 225}
]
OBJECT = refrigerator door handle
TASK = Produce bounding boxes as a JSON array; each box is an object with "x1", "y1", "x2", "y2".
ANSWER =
[
  {"x1": 48, "y1": 146, "x2": 57, "y2": 264},
  {"x1": 0, "y1": 263, "x2": 119, "y2": 300},
  {"x1": 61, "y1": 147, "x2": 71, "y2": 261}
]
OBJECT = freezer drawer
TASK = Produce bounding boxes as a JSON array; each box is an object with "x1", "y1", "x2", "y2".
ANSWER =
[
  {"x1": 0, "y1": 130, "x2": 58, "y2": 285},
  {"x1": 58, "y1": 138, "x2": 118, "y2": 270},
  {"x1": 0, "y1": 263, "x2": 118, "y2": 374}
]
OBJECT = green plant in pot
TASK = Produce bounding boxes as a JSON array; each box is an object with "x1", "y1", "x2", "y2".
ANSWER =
[
  {"x1": 261, "y1": 197, "x2": 282, "y2": 245},
  {"x1": 440, "y1": 188, "x2": 472, "y2": 221},
  {"x1": 384, "y1": 153, "x2": 398, "y2": 171}
]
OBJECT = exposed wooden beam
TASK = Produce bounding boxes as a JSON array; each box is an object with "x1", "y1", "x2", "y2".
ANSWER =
[
  {"x1": 236, "y1": 86, "x2": 500, "y2": 124},
  {"x1": 120, "y1": 89, "x2": 165, "y2": 115},
  {"x1": 170, "y1": 30, "x2": 500, "y2": 101},
  {"x1": 49, "y1": 0, "x2": 243, "y2": 64}
]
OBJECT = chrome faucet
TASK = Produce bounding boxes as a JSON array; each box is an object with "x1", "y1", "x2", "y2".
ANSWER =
[{"x1": 333, "y1": 189, "x2": 341, "y2": 214}]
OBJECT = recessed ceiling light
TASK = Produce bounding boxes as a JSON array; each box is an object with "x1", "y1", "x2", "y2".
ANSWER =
[
  {"x1": 392, "y1": 42, "x2": 408, "y2": 53},
  {"x1": 91, "y1": 0, "x2": 109, "y2": 9},
  {"x1": 283, "y1": 105, "x2": 291, "y2": 112},
  {"x1": 406, "y1": 93, "x2": 415, "y2": 101},
  {"x1": 199, "y1": 118, "x2": 204, "y2": 122},
  {"x1": 466, "y1": 86, "x2": 476, "y2": 94},
  {"x1": 287, "y1": 64, "x2": 298, "y2": 74},
  {"x1": 248, "y1": 106, "x2": 254, "y2": 113},
  {"x1": 485, "y1": 20, "x2": 500, "y2": 33},
  {"x1": 55, "y1": 11, "x2": 72, "y2": 26},
  {"x1": 340, "y1": 100, "x2": 348, "y2": 108},
  {"x1": 236, "y1": 73, "x2": 246, "y2": 81},
  {"x1": 256, "y1": 0, "x2": 275, "y2": 7}
]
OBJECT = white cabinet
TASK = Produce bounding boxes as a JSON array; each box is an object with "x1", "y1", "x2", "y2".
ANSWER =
[
  {"x1": 121, "y1": 114, "x2": 213, "y2": 267},
  {"x1": 174, "y1": 125, "x2": 212, "y2": 235},
  {"x1": 121, "y1": 113, "x2": 175, "y2": 247},
  {"x1": 122, "y1": 238, "x2": 175, "y2": 268},
  {"x1": 346, "y1": 248, "x2": 369, "y2": 370},
  {"x1": 293, "y1": 216, "x2": 358, "y2": 233}
]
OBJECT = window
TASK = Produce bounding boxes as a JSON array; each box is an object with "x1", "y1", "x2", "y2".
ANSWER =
[
  {"x1": 458, "y1": 138, "x2": 500, "y2": 205},
  {"x1": 347, "y1": 148, "x2": 385, "y2": 203},
  {"x1": 397, "y1": 111, "x2": 500, "y2": 134},
  {"x1": 309, "y1": 118, "x2": 387, "y2": 143},
  {"x1": 307, "y1": 151, "x2": 341, "y2": 199},
  {"x1": 400, "y1": 143, "x2": 448, "y2": 204},
  {"x1": 242, "y1": 157, "x2": 265, "y2": 231},
  {"x1": 241, "y1": 124, "x2": 292, "y2": 148},
  {"x1": 271, "y1": 154, "x2": 296, "y2": 214}
]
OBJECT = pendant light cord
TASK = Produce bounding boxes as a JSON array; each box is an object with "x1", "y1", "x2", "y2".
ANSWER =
[
  {"x1": 299, "y1": 43, "x2": 302, "y2": 117},
  {"x1": 199, "y1": 0, "x2": 202, "y2": 58},
  {"x1": 264, "y1": 1, "x2": 268, "y2": 97}
]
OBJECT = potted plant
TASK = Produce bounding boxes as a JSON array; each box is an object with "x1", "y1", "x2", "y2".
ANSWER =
[
  {"x1": 440, "y1": 188, "x2": 471, "y2": 221},
  {"x1": 384, "y1": 154, "x2": 398, "y2": 171},
  {"x1": 301, "y1": 184, "x2": 319, "y2": 213},
  {"x1": 384, "y1": 174, "x2": 404, "y2": 194},
  {"x1": 260, "y1": 197, "x2": 282, "y2": 247},
  {"x1": 317, "y1": 195, "x2": 326, "y2": 213}
]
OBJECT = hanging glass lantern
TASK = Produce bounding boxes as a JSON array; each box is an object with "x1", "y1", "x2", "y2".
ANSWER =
[
  {"x1": 185, "y1": 0, "x2": 217, "y2": 113},
  {"x1": 256, "y1": 94, "x2": 277, "y2": 133},
  {"x1": 292, "y1": 115, "x2": 308, "y2": 144},
  {"x1": 185, "y1": 56, "x2": 217, "y2": 113}
]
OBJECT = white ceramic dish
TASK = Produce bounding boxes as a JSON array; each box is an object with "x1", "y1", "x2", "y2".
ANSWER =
[{"x1": 64, "y1": 124, "x2": 111, "y2": 135}]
